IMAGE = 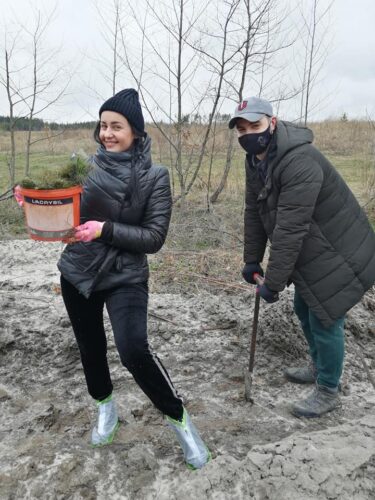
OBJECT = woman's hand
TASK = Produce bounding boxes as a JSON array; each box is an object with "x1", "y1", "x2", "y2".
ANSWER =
[
  {"x1": 74, "y1": 221, "x2": 104, "y2": 242},
  {"x1": 13, "y1": 185, "x2": 24, "y2": 207}
]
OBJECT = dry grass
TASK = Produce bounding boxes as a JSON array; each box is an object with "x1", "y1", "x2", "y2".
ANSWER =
[
  {"x1": 148, "y1": 248, "x2": 246, "y2": 294},
  {"x1": 311, "y1": 120, "x2": 375, "y2": 156},
  {"x1": 0, "y1": 128, "x2": 94, "y2": 156}
]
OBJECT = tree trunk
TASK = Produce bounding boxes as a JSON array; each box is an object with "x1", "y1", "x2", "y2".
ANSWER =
[
  {"x1": 5, "y1": 50, "x2": 16, "y2": 187},
  {"x1": 210, "y1": 130, "x2": 235, "y2": 203}
]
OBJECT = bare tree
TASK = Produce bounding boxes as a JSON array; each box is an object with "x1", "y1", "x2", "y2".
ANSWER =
[
  {"x1": 20, "y1": 7, "x2": 71, "y2": 176},
  {"x1": 179, "y1": 0, "x2": 244, "y2": 203},
  {"x1": 1, "y1": 30, "x2": 29, "y2": 186},
  {"x1": 116, "y1": 0, "x2": 207, "y2": 205},
  {"x1": 93, "y1": 0, "x2": 124, "y2": 96},
  {"x1": 363, "y1": 113, "x2": 375, "y2": 208},
  {"x1": 296, "y1": 0, "x2": 335, "y2": 124},
  {"x1": 210, "y1": 0, "x2": 296, "y2": 203},
  {"x1": 1, "y1": 5, "x2": 71, "y2": 182},
  {"x1": 2, "y1": 46, "x2": 18, "y2": 187}
]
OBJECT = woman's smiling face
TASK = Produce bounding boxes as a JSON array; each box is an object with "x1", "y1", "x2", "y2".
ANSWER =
[{"x1": 99, "y1": 111, "x2": 135, "y2": 152}]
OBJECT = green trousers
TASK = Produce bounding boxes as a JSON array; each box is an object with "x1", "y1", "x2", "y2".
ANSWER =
[{"x1": 294, "y1": 289, "x2": 345, "y2": 388}]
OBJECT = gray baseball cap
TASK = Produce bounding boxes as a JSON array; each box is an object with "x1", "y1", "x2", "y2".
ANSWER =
[{"x1": 228, "y1": 96, "x2": 273, "y2": 129}]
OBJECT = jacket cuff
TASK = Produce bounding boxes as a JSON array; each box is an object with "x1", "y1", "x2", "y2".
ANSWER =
[
  {"x1": 99, "y1": 221, "x2": 114, "y2": 242},
  {"x1": 264, "y1": 277, "x2": 284, "y2": 293}
]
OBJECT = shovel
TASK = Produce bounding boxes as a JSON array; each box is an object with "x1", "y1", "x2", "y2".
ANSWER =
[{"x1": 244, "y1": 273, "x2": 264, "y2": 403}]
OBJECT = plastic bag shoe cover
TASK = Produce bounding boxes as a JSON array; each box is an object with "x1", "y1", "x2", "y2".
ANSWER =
[
  {"x1": 91, "y1": 395, "x2": 119, "y2": 446},
  {"x1": 166, "y1": 408, "x2": 211, "y2": 470}
]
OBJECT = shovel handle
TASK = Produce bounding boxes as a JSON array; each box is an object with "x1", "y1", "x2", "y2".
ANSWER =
[
  {"x1": 253, "y1": 272, "x2": 264, "y2": 286},
  {"x1": 248, "y1": 287, "x2": 260, "y2": 373}
]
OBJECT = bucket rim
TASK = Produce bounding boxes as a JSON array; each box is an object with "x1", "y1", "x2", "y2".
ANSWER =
[{"x1": 19, "y1": 185, "x2": 83, "y2": 198}]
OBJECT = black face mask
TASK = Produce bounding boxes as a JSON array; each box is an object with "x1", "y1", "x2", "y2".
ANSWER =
[{"x1": 238, "y1": 126, "x2": 272, "y2": 156}]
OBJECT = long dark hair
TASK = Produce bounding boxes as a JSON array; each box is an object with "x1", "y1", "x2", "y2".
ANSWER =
[{"x1": 93, "y1": 121, "x2": 145, "y2": 206}]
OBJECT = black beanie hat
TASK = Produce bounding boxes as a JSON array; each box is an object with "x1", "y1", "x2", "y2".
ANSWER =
[{"x1": 99, "y1": 88, "x2": 145, "y2": 136}]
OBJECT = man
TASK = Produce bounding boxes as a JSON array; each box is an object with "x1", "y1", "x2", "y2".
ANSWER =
[{"x1": 229, "y1": 97, "x2": 375, "y2": 418}]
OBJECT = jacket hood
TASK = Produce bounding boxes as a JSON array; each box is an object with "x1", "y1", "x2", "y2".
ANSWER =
[{"x1": 271, "y1": 121, "x2": 314, "y2": 167}]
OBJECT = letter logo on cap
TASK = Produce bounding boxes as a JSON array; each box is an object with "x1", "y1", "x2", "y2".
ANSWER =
[{"x1": 238, "y1": 100, "x2": 248, "y2": 111}]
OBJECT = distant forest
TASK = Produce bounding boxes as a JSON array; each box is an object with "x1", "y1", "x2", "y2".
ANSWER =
[
  {"x1": 0, "y1": 116, "x2": 96, "y2": 131},
  {"x1": 0, "y1": 112, "x2": 232, "y2": 132}
]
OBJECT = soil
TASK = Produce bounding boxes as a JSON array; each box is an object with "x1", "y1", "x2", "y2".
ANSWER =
[{"x1": 0, "y1": 241, "x2": 374, "y2": 500}]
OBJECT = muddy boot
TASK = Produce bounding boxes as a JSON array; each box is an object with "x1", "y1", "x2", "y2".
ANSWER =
[
  {"x1": 284, "y1": 363, "x2": 317, "y2": 384},
  {"x1": 291, "y1": 384, "x2": 340, "y2": 418},
  {"x1": 91, "y1": 394, "x2": 120, "y2": 446},
  {"x1": 165, "y1": 408, "x2": 211, "y2": 470}
]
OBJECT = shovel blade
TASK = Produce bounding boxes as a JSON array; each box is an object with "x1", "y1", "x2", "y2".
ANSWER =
[{"x1": 244, "y1": 368, "x2": 254, "y2": 403}]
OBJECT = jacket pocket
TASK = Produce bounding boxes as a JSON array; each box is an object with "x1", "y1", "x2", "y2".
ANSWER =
[
  {"x1": 62, "y1": 242, "x2": 107, "y2": 274},
  {"x1": 115, "y1": 252, "x2": 147, "y2": 271}
]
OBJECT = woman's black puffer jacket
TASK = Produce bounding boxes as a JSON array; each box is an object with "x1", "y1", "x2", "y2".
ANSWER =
[{"x1": 58, "y1": 135, "x2": 172, "y2": 297}]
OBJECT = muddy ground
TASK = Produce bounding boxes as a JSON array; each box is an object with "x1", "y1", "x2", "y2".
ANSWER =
[{"x1": 0, "y1": 240, "x2": 374, "y2": 500}]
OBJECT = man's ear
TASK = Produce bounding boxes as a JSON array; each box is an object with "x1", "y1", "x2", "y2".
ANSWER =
[{"x1": 270, "y1": 116, "x2": 277, "y2": 133}]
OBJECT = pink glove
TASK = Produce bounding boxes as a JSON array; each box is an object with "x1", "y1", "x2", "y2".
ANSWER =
[
  {"x1": 74, "y1": 221, "x2": 104, "y2": 242},
  {"x1": 14, "y1": 185, "x2": 24, "y2": 207}
]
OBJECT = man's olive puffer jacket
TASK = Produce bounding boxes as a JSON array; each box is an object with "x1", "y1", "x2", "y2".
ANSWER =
[{"x1": 244, "y1": 121, "x2": 375, "y2": 327}]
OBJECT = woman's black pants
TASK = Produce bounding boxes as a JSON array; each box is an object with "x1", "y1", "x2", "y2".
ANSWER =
[{"x1": 60, "y1": 275, "x2": 183, "y2": 420}]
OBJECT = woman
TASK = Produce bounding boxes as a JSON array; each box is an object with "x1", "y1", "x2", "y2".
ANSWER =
[{"x1": 38, "y1": 89, "x2": 209, "y2": 469}]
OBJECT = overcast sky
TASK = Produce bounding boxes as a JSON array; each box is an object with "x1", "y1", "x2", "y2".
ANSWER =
[{"x1": 1, "y1": 0, "x2": 374, "y2": 123}]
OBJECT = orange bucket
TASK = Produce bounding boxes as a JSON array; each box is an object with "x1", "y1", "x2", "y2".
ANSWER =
[{"x1": 20, "y1": 185, "x2": 82, "y2": 241}]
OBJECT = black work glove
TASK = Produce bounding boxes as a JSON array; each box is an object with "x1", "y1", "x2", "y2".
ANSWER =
[
  {"x1": 257, "y1": 283, "x2": 279, "y2": 303},
  {"x1": 242, "y1": 262, "x2": 264, "y2": 284}
]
